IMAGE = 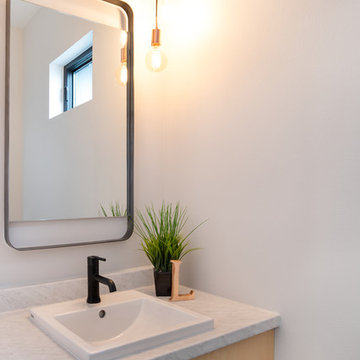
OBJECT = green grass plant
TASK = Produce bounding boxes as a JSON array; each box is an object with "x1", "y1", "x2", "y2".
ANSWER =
[
  {"x1": 100, "y1": 202, "x2": 127, "y2": 217},
  {"x1": 135, "y1": 202, "x2": 205, "y2": 273}
]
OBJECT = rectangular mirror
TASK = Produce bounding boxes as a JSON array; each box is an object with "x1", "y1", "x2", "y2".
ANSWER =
[{"x1": 5, "y1": 0, "x2": 134, "y2": 249}]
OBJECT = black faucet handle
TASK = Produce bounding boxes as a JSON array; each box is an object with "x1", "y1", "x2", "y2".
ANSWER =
[
  {"x1": 88, "y1": 255, "x2": 106, "y2": 262},
  {"x1": 87, "y1": 256, "x2": 106, "y2": 276}
]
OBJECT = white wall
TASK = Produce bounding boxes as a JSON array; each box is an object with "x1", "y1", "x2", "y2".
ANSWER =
[
  {"x1": 0, "y1": 0, "x2": 161, "y2": 287},
  {"x1": 159, "y1": 0, "x2": 360, "y2": 359}
]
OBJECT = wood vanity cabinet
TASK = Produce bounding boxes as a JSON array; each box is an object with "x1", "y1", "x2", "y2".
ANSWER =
[{"x1": 194, "y1": 330, "x2": 274, "y2": 360}]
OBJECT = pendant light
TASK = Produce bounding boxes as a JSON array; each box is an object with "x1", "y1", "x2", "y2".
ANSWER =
[{"x1": 145, "y1": 0, "x2": 167, "y2": 72}]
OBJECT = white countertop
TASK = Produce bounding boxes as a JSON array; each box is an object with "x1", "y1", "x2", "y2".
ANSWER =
[{"x1": 0, "y1": 267, "x2": 280, "y2": 360}]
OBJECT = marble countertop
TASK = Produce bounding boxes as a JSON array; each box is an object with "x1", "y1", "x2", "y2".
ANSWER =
[{"x1": 0, "y1": 267, "x2": 280, "y2": 360}]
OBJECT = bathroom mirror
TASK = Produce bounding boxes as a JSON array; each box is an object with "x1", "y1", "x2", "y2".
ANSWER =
[{"x1": 5, "y1": 0, "x2": 134, "y2": 249}]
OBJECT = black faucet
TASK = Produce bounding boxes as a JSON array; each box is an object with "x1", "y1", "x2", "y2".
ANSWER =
[{"x1": 87, "y1": 256, "x2": 117, "y2": 304}]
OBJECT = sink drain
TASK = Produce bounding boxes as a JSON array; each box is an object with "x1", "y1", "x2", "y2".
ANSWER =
[{"x1": 99, "y1": 310, "x2": 106, "y2": 318}]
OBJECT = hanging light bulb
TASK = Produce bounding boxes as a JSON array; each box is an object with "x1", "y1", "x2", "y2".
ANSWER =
[
  {"x1": 145, "y1": 29, "x2": 167, "y2": 72},
  {"x1": 146, "y1": 0, "x2": 167, "y2": 72}
]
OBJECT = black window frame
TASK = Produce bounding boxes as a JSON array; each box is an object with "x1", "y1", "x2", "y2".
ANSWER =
[{"x1": 63, "y1": 46, "x2": 93, "y2": 112}]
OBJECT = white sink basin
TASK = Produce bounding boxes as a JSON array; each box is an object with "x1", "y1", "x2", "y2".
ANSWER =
[{"x1": 30, "y1": 290, "x2": 214, "y2": 360}]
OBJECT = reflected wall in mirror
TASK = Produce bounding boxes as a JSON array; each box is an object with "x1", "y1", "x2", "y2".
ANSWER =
[{"x1": 5, "y1": 0, "x2": 134, "y2": 249}]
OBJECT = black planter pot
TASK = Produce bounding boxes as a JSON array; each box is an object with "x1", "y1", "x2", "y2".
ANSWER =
[{"x1": 153, "y1": 269, "x2": 172, "y2": 296}]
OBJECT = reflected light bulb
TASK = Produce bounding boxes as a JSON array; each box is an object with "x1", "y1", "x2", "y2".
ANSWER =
[
  {"x1": 120, "y1": 63, "x2": 128, "y2": 85},
  {"x1": 116, "y1": 63, "x2": 128, "y2": 85},
  {"x1": 120, "y1": 30, "x2": 128, "y2": 47},
  {"x1": 145, "y1": 45, "x2": 167, "y2": 72}
]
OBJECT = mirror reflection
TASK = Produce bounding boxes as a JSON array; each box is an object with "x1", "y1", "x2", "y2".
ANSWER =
[{"x1": 9, "y1": 0, "x2": 127, "y2": 222}]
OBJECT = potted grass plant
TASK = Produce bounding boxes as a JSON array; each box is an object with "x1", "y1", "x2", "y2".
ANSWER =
[{"x1": 135, "y1": 202, "x2": 204, "y2": 296}]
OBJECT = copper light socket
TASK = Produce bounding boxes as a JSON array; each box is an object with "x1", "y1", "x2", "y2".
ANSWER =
[
  {"x1": 121, "y1": 47, "x2": 127, "y2": 63},
  {"x1": 151, "y1": 28, "x2": 161, "y2": 46}
]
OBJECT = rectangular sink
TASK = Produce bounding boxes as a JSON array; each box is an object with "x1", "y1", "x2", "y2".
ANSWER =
[{"x1": 30, "y1": 290, "x2": 214, "y2": 360}]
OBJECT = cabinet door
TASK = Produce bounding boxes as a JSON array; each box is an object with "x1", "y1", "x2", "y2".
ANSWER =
[{"x1": 194, "y1": 330, "x2": 275, "y2": 360}]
